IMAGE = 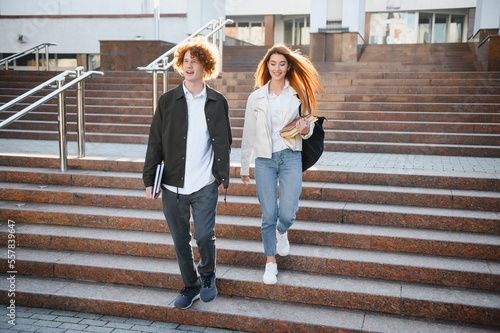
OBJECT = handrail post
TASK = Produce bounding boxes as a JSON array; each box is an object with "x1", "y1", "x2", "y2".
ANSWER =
[
  {"x1": 152, "y1": 70, "x2": 158, "y2": 113},
  {"x1": 163, "y1": 70, "x2": 168, "y2": 94},
  {"x1": 218, "y1": 18, "x2": 224, "y2": 73},
  {"x1": 162, "y1": 58, "x2": 168, "y2": 94},
  {"x1": 57, "y1": 77, "x2": 68, "y2": 172},
  {"x1": 211, "y1": 20, "x2": 217, "y2": 44},
  {"x1": 45, "y1": 44, "x2": 50, "y2": 71},
  {"x1": 76, "y1": 66, "x2": 85, "y2": 157},
  {"x1": 36, "y1": 49, "x2": 39, "y2": 71}
]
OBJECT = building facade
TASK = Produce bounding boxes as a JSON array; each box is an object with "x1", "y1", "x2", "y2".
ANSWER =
[{"x1": 0, "y1": 0, "x2": 498, "y2": 70}]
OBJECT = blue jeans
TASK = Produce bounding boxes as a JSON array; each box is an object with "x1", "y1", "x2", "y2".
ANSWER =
[
  {"x1": 255, "y1": 149, "x2": 302, "y2": 256},
  {"x1": 162, "y1": 181, "x2": 219, "y2": 287}
]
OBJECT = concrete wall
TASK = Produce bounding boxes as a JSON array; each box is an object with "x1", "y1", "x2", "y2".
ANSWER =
[
  {"x1": 365, "y1": 0, "x2": 477, "y2": 12},
  {"x1": 0, "y1": 0, "x2": 226, "y2": 54},
  {"x1": 225, "y1": 0, "x2": 309, "y2": 16},
  {"x1": 474, "y1": 0, "x2": 500, "y2": 36}
]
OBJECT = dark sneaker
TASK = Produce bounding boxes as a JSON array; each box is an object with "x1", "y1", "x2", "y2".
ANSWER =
[
  {"x1": 174, "y1": 286, "x2": 200, "y2": 309},
  {"x1": 200, "y1": 273, "x2": 217, "y2": 302}
]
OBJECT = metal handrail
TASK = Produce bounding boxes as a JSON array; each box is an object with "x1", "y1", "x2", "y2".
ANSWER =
[
  {"x1": 0, "y1": 42, "x2": 57, "y2": 71},
  {"x1": 0, "y1": 66, "x2": 104, "y2": 171},
  {"x1": 137, "y1": 18, "x2": 233, "y2": 113},
  {"x1": 478, "y1": 35, "x2": 492, "y2": 48}
]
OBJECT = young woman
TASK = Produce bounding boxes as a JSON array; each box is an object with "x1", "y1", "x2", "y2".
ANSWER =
[{"x1": 240, "y1": 44, "x2": 323, "y2": 284}]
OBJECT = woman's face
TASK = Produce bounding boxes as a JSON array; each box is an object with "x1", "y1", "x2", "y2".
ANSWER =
[{"x1": 267, "y1": 53, "x2": 289, "y2": 82}]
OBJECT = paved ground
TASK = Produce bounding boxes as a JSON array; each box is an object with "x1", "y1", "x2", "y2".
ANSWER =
[
  {"x1": 1, "y1": 138, "x2": 499, "y2": 175},
  {"x1": 0, "y1": 306, "x2": 244, "y2": 333},
  {"x1": 1, "y1": 138, "x2": 499, "y2": 332}
]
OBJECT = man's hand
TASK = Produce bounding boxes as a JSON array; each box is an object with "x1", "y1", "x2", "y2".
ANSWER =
[{"x1": 146, "y1": 186, "x2": 161, "y2": 199}]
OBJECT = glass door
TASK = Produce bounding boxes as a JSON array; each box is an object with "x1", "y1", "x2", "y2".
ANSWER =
[
  {"x1": 418, "y1": 13, "x2": 432, "y2": 43},
  {"x1": 434, "y1": 14, "x2": 448, "y2": 43},
  {"x1": 284, "y1": 17, "x2": 310, "y2": 45},
  {"x1": 450, "y1": 15, "x2": 464, "y2": 42}
]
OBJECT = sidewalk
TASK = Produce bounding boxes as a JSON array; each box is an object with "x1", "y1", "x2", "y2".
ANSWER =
[
  {"x1": 0, "y1": 306, "x2": 245, "y2": 333},
  {"x1": 1, "y1": 138, "x2": 499, "y2": 176}
]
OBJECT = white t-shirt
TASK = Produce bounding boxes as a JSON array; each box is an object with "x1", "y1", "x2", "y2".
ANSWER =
[
  {"x1": 165, "y1": 82, "x2": 215, "y2": 195},
  {"x1": 267, "y1": 81, "x2": 293, "y2": 153}
]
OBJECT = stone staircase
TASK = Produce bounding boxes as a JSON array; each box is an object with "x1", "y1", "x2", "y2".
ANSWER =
[
  {"x1": 0, "y1": 150, "x2": 499, "y2": 332},
  {"x1": 1, "y1": 44, "x2": 499, "y2": 157},
  {"x1": 0, "y1": 42, "x2": 499, "y2": 332}
]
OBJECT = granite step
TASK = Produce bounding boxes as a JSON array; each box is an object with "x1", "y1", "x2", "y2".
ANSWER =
[
  {"x1": 2, "y1": 110, "x2": 498, "y2": 133},
  {"x1": 0, "y1": 129, "x2": 149, "y2": 144},
  {"x1": 0, "y1": 110, "x2": 152, "y2": 124},
  {"x1": 225, "y1": 100, "x2": 499, "y2": 112},
  {"x1": 229, "y1": 137, "x2": 500, "y2": 157},
  {"x1": 2, "y1": 129, "x2": 497, "y2": 155},
  {"x1": 321, "y1": 111, "x2": 500, "y2": 123},
  {"x1": 228, "y1": 128, "x2": 500, "y2": 146},
  {"x1": 1, "y1": 202, "x2": 498, "y2": 261},
  {"x1": 322, "y1": 140, "x2": 500, "y2": 158},
  {"x1": 325, "y1": 120, "x2": 499, "y2": 134},
  {"x1": 1, "y1": 169, "x2": 498, "y2": 211},
  {"x1": 1, "y1": 119, "x2": 151, "y2": 135},
  {"x1": 0, "y1": 248, "x2": 498, "y2": 327},
  {"x1": 0, "y1": 222, "x2": 498, "y2": 292},
  {"x1": 0, "y1": 104, "x2": 153, "y2": 115},
  {"x1": 1, "y1": 275, "x2": 495, "y2": 333},
  {"x1": 1, "y1": 159, "x2": 498, "y2": 191}
]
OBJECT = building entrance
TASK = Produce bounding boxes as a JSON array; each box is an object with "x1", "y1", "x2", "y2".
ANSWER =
[{"x1": 369, "y1": 10, "x2": 466, "y2": 44}]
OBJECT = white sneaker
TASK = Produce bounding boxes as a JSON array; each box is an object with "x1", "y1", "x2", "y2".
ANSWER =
[
  {"x1": 276, "y1": 231, "x2": 290, "y2": 256},
  {"x1": 263, "y1": 262, "x2": 278, "y2": 285}
]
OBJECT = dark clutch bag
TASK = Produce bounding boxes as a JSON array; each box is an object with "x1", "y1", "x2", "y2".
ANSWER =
[{"x1": 301, "y1": 116, "x2": 326, "y2": 172}]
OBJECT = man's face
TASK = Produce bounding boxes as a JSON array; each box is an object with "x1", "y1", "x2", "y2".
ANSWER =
[{"x1": 182, "y1": 50, "x2": 204, "y2": 82}]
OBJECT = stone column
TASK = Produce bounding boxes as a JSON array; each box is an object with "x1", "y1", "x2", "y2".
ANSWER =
[
  {"x1": 264, "y1": 15, "x2": 275, "y2": 46},
  {"x1": 488, "y1": 35, "x2": 500, "y2": 71}
]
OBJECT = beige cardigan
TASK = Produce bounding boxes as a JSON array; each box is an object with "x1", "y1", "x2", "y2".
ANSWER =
[{"x1": 240, "y1": 82, "x2": 313, "y2": 176}]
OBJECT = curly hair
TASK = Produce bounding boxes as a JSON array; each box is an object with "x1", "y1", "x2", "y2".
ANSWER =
[
  {"x1": 173, "y1": 35, "x2": 220, "y2": 80},
  {"x1": 254, "y1": 44, "x2": 324, "y2": 115}
]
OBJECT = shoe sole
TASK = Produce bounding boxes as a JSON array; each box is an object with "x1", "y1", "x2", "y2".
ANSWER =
[
  {"x1": 277, "y1": 249, "x2": 289, "y2": 256},
  {"x1": 263, "y1": 277, "x2": 277, "y2": 284},
  {"x1": 176, "y1": 294, "x2": 200, "y2": 310}
]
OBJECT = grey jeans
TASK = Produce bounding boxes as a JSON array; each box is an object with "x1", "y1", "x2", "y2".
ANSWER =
[{"x1": 162, "y1": 181, "x2": 219, "y2": 287}]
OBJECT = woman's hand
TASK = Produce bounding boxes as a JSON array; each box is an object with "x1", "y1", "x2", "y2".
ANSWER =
[
  {"x1": 296, "y1": 117, "x2": 310, "y2": 135},
  {"x1": 241, "y1": 175, "x2": 250, "y2": 185}
]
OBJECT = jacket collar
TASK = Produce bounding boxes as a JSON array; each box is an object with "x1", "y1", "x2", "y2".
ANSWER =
[
  {"x1": 174, "y1": 82, "x2": 217, "y2": 101},
  {"x1": 254, "y1": 81, "x2": 301, "y2": 113},
  {"x1": 255, "y1": 81, "x2": 298, "y2": 99}
]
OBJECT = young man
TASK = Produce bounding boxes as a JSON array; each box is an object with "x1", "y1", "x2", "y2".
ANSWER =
[{"x1": 143, "y1": 36, "x2": 232, "y2": 309}]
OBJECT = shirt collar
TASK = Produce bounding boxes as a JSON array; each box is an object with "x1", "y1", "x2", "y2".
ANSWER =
[
  {"x1": 183, "y1": 81, "x2": 207, "y2": 100},
  {"x1": 266, "y1": 80, "x2": 291, "y2": 97}
]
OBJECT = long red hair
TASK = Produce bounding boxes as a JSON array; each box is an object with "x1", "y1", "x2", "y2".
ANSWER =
[{"x1": 254, "y1": 44, "x2": 323, "y2": 115}]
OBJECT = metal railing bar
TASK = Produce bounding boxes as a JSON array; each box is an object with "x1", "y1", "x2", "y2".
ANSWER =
[
  {"x1": 0, "y1": 70, "x2": 72, "y2": 112},
  {"x1": 0, "y1": 69, "x2": 102, "y2": 129},
  {"x1": 137, "y1": 18, "x2": 233, "y2": 113},
  {"x1": 0, "y1": 67, "x2": 103, "y2": 171},
  {"x1": 0, "y1": 42, "x2": 57, "y2": 70},
  {"x1": 138, "y1": 19, "x2": 219, "y2": 71},
  {"x1": 57, "y1": 77, "x2": 67, "y2": 171}
]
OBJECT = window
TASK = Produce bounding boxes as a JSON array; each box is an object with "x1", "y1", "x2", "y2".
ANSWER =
[
  {"x1": 284, "y1": 17, "x2": 310, "y2": 45},
  {"x1": 370, "y1": 11, "x2": 466, "y2": 44},
  {"x1": 225, "y1": 21, "x2": 264, "y2": 45}
]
